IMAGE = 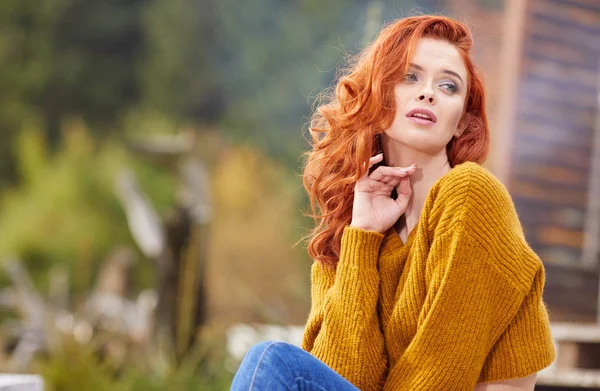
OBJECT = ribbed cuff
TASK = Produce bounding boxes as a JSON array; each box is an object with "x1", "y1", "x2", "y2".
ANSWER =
[
  {"x1": 339, "y1": 226, "x2": 385, "y2": 269},
  {"x1": 312, "y1": 261, "x2": 336, "y2": 286}
]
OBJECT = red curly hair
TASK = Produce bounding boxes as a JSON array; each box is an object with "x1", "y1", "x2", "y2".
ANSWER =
[{"x1": 302, "y1": 15, "x2": 490, "y2": 268}]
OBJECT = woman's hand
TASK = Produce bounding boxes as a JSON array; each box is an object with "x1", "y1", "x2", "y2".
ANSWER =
[{"x1": 350, "y1": 153, "x2": 416, "y2": 233}]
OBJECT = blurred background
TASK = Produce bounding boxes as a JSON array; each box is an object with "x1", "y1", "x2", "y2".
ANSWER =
[{"x1": 0, "y1": 0, "x2": 598, "y2": 389}]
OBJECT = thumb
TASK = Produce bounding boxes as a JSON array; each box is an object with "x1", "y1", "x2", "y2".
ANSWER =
[{"x1": 395, "y1": 177, "x2": 412, "y2": 208}]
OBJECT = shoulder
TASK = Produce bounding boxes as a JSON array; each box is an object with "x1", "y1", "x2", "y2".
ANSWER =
[
  {"x1": 428, "y1": 161, "x2": 518, "y2": 231},
  {"x1": 426, "y1": 162, "x2": 542, "y2": 293},
  {"x1": 441, "y1": 161, "x2": 512, "y2": 209}
]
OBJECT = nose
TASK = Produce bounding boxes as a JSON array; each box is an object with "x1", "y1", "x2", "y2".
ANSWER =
[{"x1": 416, "y1": 87, "x2": 435, "y2": 104}]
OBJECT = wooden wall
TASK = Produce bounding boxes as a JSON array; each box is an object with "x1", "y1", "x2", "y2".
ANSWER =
[{"x1": 501, "y1": 0, "x2": 600, "y2": 321}]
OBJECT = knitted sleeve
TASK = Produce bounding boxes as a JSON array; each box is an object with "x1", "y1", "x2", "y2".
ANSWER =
[
  {"x1": 383, "y1": 167, "x2": 555, "y2": 390},
  {"x1": 468, "y1": 165, "x2": 555, "y2": 382},
  {"x1": 301, "y1": 226, "x2": 388, "y2": 391},
  {"x1": 382, "y1": 227, "x2": 530, "y2": 390},
  {"x1": 478, "y1": 264, "x2": 556, "y2": 382}
]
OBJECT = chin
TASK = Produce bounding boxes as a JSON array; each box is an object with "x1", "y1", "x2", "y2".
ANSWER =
[
  {"x1": 388, "y1": 127, "x2": 435, "y2": 143},
  {"x1": 385, "y1": 130, "x2": 445, "y2": 155}
]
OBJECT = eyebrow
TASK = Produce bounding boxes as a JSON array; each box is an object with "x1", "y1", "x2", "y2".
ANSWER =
[{"x1": 409, "y1": 63, "x2": 464, "y2": 85}]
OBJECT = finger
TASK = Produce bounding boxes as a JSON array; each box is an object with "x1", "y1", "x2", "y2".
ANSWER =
[
  {"x1": 369, "y1": 166, "x2": 415, "y2": 181},
  {"x1": 385, "y1": 166, "x2": 418, "y2": 187},
  {"x1": 385, "y1": 175, "x2": 403, "y2": 190},
  {"x1": 374, "y1": 165, "x2": 415, "y2": 176},
  {"x1": 370, "y1": 170, "x2": 406, "y2": 183},
  {"x1": 367, "y1": 153, "x2": 384, "y2": 169},
  {"x1": 378, "y1": 174, "x2": 401, "y2": 185},
  {"x1": 360, "y1": 154, "x2": 384, "y2": 180}
]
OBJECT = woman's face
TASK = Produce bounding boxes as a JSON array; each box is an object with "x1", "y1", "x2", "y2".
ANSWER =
[{"x1": 384, "y1": 37, "x2": 468, "y2": 155}]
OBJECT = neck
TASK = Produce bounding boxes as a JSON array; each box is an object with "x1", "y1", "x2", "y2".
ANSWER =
[{"x1": 382, "y1": 137, "x2": 452, "y2": 234}]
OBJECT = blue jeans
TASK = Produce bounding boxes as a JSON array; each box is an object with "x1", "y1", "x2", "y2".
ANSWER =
[{"x1": 230, "y1": 341, "x2": 360, "y2": 391}]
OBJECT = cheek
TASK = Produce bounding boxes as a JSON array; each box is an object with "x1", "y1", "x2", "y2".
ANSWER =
[
  {"x1": 393, "y1": 94, "x2": 414, "y2": 123},
  {"x1": 394, "y1": 84, "x2": 418, "y2": 106},
  {"x1": 444, "y1": 100, "x2": 465, "y2": 129}
]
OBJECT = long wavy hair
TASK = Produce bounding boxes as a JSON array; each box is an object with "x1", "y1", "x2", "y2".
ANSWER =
[{"x1": 302, "y1": 15, "x2": 490, "y2": 268}]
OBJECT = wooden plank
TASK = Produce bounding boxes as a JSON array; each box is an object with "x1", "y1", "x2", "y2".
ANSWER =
[
  {"x1": 512, "y1": 160, "x2": 589, "y2": 189},
  {"x1": 513, "y1": 200, "x2": 585, "y2": 230},
  {"x1": 538, "y1": 226, "x2": 584, "y2": 249},
  {"x1": 548, "y1": 0, "x2": 600, "y2": 13},
  {"x1": 499, "y1": 0, "x2": 600, "y2": 323},
  {"x1": 522, "y1": 58, "x2": 598, "y2": 88},
  {"x1": 518, "y1": 119, "x2": 594, "y2": 149},
  {"x1": 512, "y1": 179, "x2": 587, "y2": 207},
  {"x1": 531, "y1": 0, "x2": 600, "y2": 30},
  {"x1": 526, "y1": 17, "x2": 600, "y2": 53},
  {"x1": 545, "y1": 264, "x2": 598, "y2": 322},
  {"x1": 517, "y1": 78, "x2": 597, "y2": 112},
  {"x1": 513, "y1": 145, "x2": 592, "y2": 170},
  {"x1": 519, "y1": 101, "x2": 596, "y2": 129}
]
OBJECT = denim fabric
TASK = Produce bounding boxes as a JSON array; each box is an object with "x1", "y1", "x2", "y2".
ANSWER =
[{"x1": 230, "y1": 341, "x2": 360, "y2": 391}]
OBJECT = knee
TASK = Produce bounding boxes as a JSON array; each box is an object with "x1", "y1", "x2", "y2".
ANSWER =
[
  {"x1": 240, "y1": 340, "x2": 294, "y2": 367},
  {"x1": 232, "y1": 341, "x2": 301, "y2": 390},
  {"x1": 233, "y1": 341, "x2": 292, "y2": 382},
  {"x1": 249, "y1": 340, "x2": 281, "y2": 354}
]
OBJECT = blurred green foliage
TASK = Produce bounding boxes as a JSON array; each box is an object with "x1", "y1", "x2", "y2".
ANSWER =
[
  {"x1": 0, "y1": 0, "x2": 478, "y2": 389},
  {"x1": 39, "y1": 330, "x2": 233, "y2": 391},
  {"x1": 0, "y1": 121, "x2": 175, "y2": 295},
  {"x1": 0, "y1": 0, "x2": 435, "y2": 187}
]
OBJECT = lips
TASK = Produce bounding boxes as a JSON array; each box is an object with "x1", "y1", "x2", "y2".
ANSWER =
[{"x1": 406, "y1": 108, "x2": 437, "y2": 124}]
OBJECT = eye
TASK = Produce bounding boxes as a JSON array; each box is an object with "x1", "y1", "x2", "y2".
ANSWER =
[
  {"x1": 404, "y1": 72, "x2": 418, "y2": 82},
  {"x1": 440, "y1": 81, "x2": 458, "y2": 93}
]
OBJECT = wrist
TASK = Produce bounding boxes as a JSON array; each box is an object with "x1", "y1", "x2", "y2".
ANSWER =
[{"x1": 349, "y1": 222, "x2": 380, "y2": 233}]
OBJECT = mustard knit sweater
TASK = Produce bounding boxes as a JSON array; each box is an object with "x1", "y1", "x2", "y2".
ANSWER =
[{"x1": 302, "y1": 162, "x2": 556, "y2": 391}]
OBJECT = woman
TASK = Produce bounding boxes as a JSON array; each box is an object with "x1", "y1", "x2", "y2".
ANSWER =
[{"x1": 231, "y1": 15, "x2": 555, "y2": 391}]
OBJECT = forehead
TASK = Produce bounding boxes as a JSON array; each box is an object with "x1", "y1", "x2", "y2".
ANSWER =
[{"x1": 411, "y1": 38, "x2": 467, "y2": 79}]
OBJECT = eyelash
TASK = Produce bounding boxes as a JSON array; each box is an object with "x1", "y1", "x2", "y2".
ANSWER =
[
  {"x1": 404, "y1": 72, "x2": 459, "y2": 93},
  {"x1": 440, "y1": 81, "x2": 458, "y2": 93},
  {"x1": 404, "y1": 73, "x2": 418, "y2": 83}
]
